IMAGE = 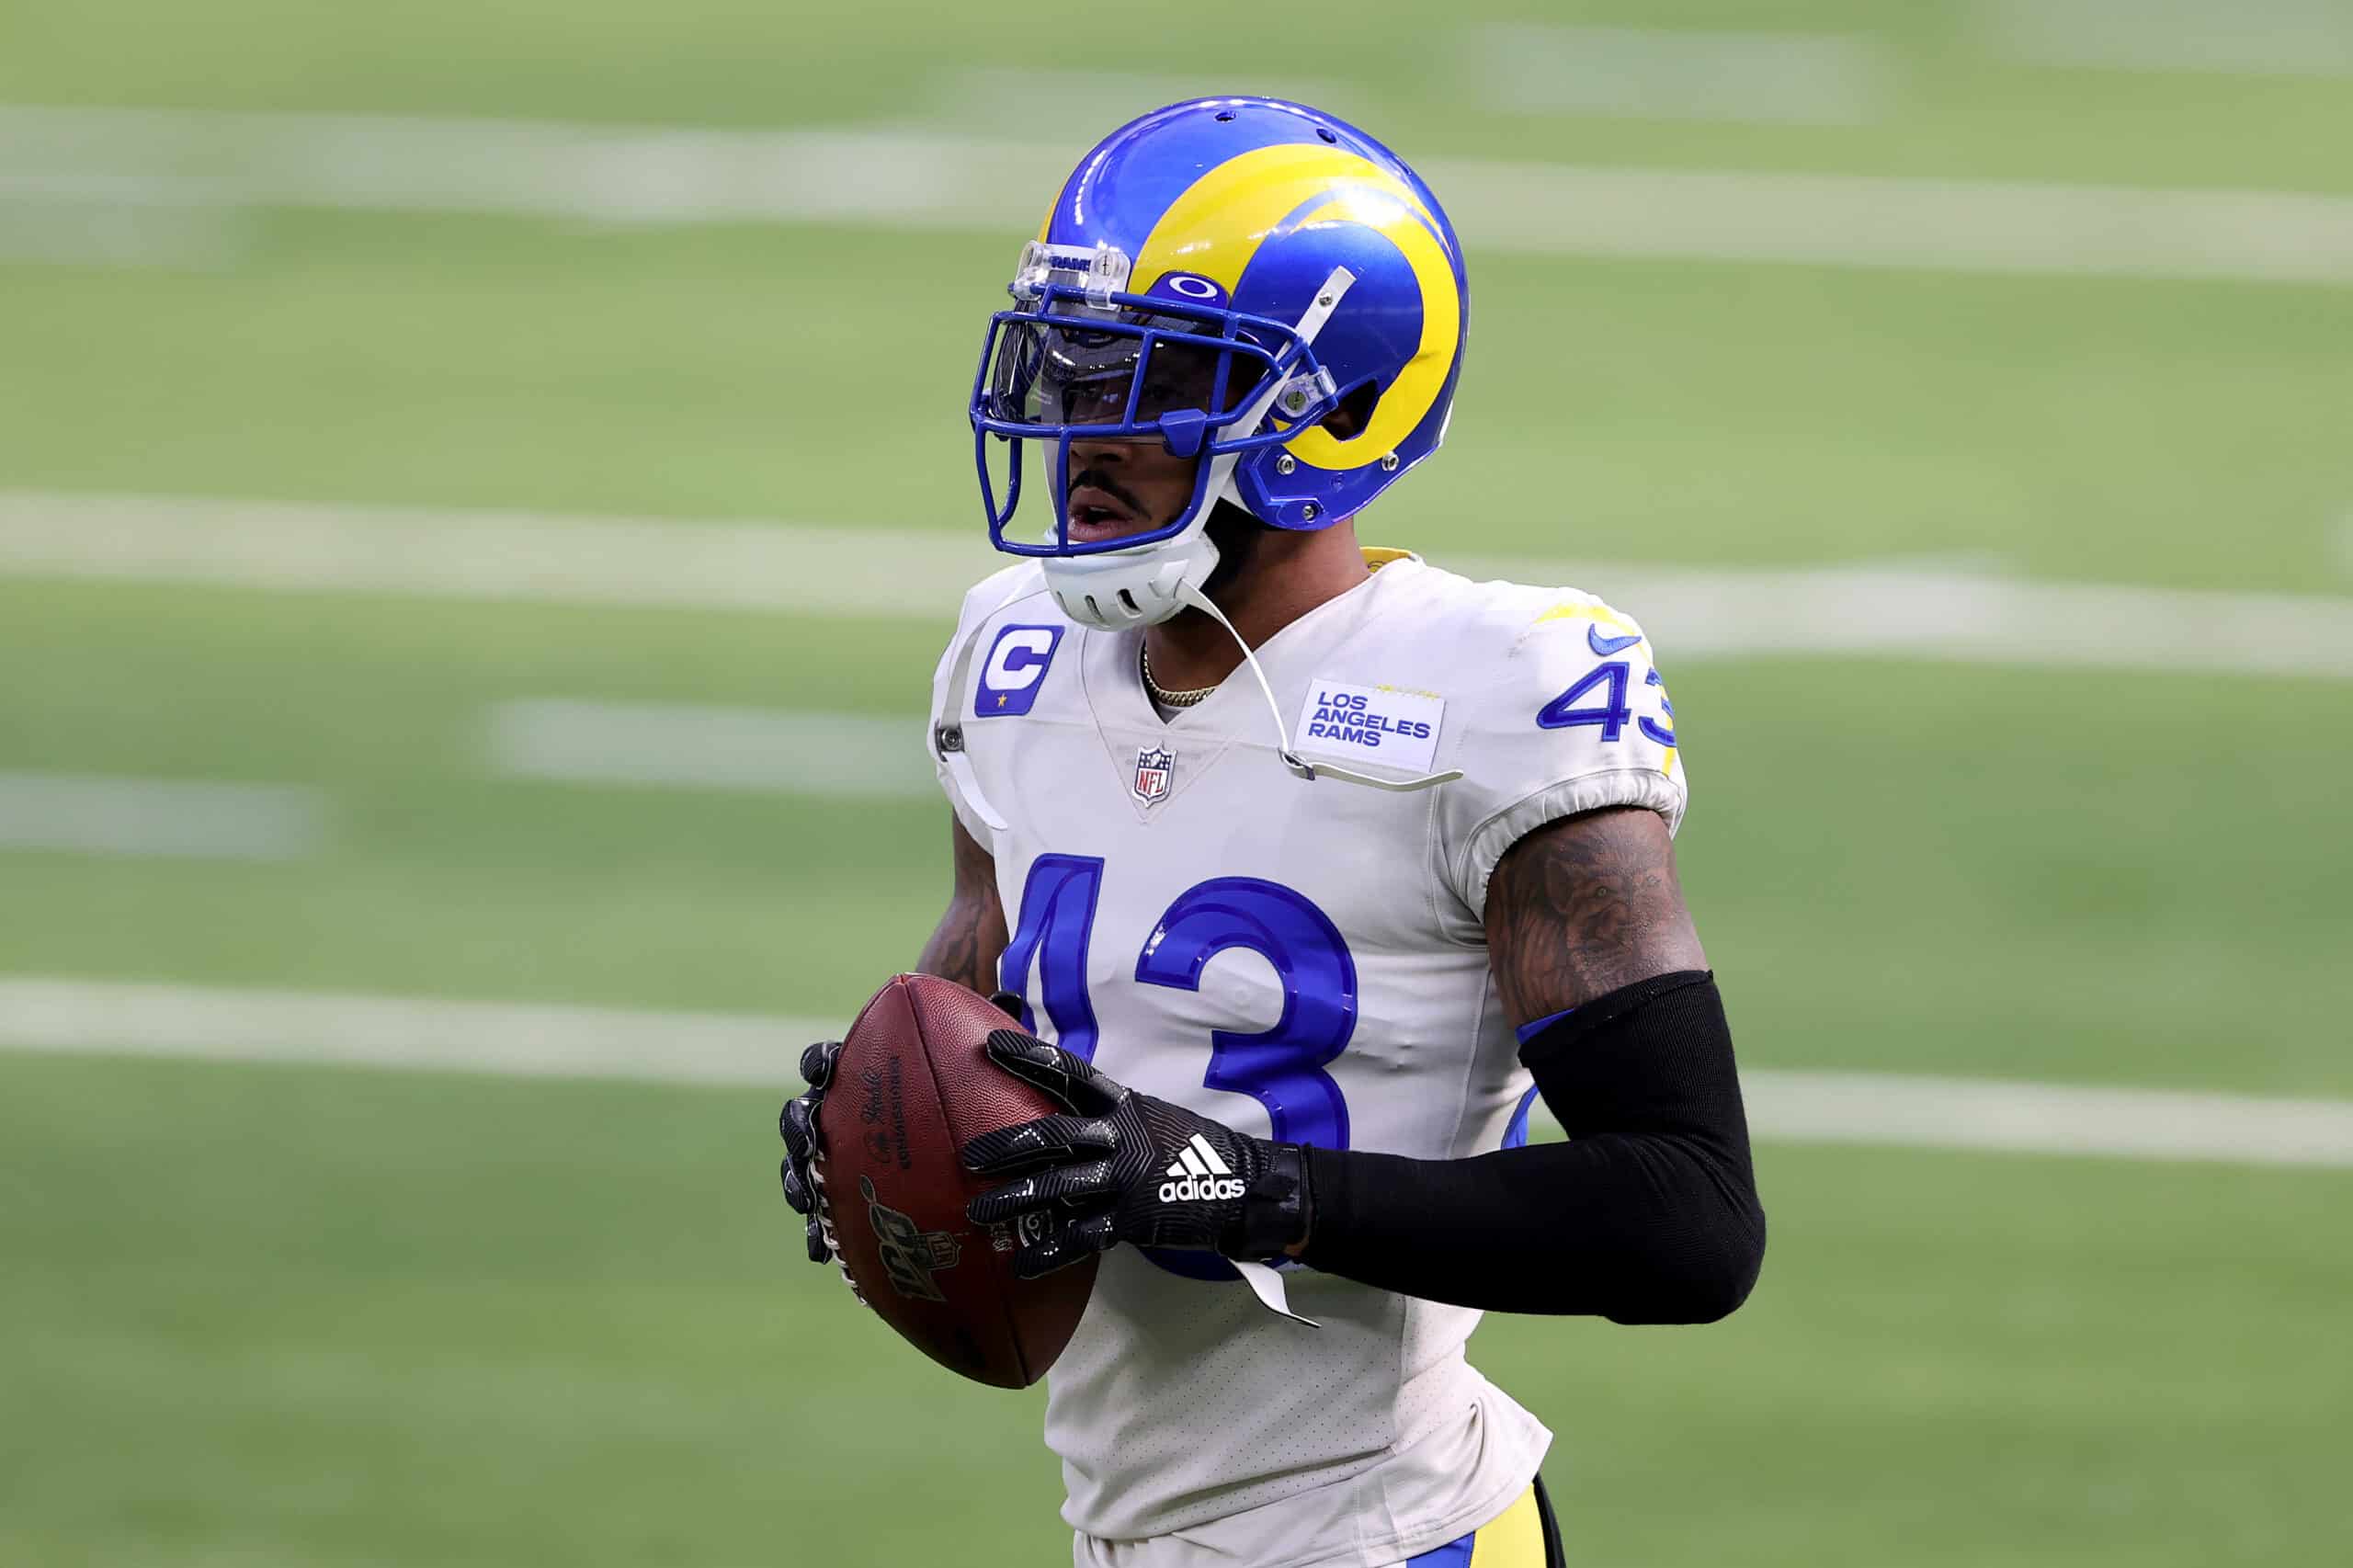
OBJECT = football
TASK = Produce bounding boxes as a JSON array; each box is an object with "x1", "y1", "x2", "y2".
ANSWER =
[{"x1": 816, "y1": 972, "x2": 1097, "y2": 1388}]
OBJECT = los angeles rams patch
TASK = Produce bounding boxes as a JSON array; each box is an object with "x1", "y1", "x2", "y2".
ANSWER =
[{"x1": 1293, "y1": 678, "x2": 1444, "y2": 775}]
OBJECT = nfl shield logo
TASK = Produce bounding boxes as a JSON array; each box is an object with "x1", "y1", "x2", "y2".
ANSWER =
[{"x1": 1131, "y1": 744, "x2": 1176, "y2": 806}]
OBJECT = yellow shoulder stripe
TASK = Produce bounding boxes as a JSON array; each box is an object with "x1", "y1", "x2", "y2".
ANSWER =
[{"x1": 1533, "y1": 599, "x2": 1642, "y2": 641}]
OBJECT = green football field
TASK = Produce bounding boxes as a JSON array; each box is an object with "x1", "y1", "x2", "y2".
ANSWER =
[{"x1": 4, "y1": 4, "x2": 2352, "y2": 1564}]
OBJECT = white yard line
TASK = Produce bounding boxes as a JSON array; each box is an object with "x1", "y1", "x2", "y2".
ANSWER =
[
  {"x1": 1744, "y1": 1069, "x2": 2353, "y2": 1168},
  {"x1": 489, "y1": 699, "x2": 935, "y2": 797},
  {"x1": 0, "y1": 979, "x2": 797, "y2": 1086},
  {"x1": 919, "y1": 68, "x2": 1372, "y2": 139},
  {"x1": 1427, "y1": 162, "x2": 2353, "y2": 285},
  {"x1": 7, "y1": 490, "x2": 2353, "y2": 679},
  {"x1": 0, "y1": 773, "x2": 324, "y2": 860},
  {"x1": 1446, "y1": 552, "x2": 2353, "y2": 679},
  {"x1": 1456, "y1": 25, "x2": 1888, "y2": 126},
  {"x1": 1977, "y1": 0, "x2": 2353, "y2": 79},
  {"x1": 5, "y1": 105, "x2": 2353, "y2": 285},
  {"x1": 0, "y1": 490, "x2": 999, "y2": 616},
  {"x1": 3, "y1": 977, "x2": 2348, "y2": 1169}
]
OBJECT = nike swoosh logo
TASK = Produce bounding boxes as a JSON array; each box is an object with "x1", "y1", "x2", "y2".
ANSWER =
[{"x1": 1587, "y1": 626, "x2": 1643, "y2": 656}]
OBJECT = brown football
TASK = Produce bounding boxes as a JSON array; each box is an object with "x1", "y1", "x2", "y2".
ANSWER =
[{"x1": 816, "y1": 972, "x2": 1097, "y2": 1387}]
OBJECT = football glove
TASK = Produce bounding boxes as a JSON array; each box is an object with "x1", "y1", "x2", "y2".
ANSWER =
[
  {"x1": 961, "y1": 1029, "x2": 1312, "y2": 1279},
  {"x1": 778, "y1": 1040, "x2": 848, "y2": 1262},
  {"x1": 779, "y1": 992, "x2": 1030, "y2": 1296}
]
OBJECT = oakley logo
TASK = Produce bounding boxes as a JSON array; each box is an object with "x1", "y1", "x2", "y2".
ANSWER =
[{"x1": 1151, "y1": 272, "x2": 1226, "y2": 305}]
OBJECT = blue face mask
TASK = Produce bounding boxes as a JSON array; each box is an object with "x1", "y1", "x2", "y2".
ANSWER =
[{"x1": 972, "y1": 242, "x2": 1344, "y2": 559}]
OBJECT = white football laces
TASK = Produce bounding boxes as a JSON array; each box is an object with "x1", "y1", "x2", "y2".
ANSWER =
[{"x1": 807, "y1": 1152, "x2": 869, "y2": 1310}]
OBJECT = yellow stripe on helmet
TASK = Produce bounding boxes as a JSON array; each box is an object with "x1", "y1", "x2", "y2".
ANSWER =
[{"x1": 1134, "y1": 144, "x2": 1461, "y2": 473}]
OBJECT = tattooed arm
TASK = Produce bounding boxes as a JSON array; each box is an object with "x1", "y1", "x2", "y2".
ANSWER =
[
  {"x1": 1291, "y1": 805, "x2": 1764, "y2": 1320},
  {"x1": 1483, "y1": 805, "x2": 1708, "y2": 1021},
  {"x1": 915, "y1": 813, "x2": 1009, "y2": 995}
]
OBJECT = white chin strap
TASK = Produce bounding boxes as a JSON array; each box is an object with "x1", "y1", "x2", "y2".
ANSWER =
[
  {"x1": 1035, "y1": 521, "x2": 1221, "y2": 632},
  {"x1": 1040, "y1": 266, "x2": 1357, "y2": 632}
]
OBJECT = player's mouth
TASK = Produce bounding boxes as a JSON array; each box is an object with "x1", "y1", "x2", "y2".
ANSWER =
[{"x1": 1064, "y1": 483, "x2": 1153, "y2": 543}]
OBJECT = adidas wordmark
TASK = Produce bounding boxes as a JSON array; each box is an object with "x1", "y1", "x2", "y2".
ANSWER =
[{"x1": 1159, "y1": 1133, "x2": 1246, "y2": 1203}]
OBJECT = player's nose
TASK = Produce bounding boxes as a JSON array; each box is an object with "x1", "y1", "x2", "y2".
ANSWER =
[{"x1": 1067, "y1": 434, "x2": 1131, "y2": 468}]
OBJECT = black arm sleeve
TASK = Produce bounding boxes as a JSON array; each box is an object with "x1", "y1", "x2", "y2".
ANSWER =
[{"x1": 1295, "y1": 971, "x2": 1765, "y2": 1324}]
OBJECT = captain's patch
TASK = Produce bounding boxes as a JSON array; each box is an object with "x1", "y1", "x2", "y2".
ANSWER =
[{"x1": 973, "y1": 625, "x2": 1063, "y2": 717}]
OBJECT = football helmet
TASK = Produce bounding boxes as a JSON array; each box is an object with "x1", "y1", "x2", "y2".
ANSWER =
[{"x1": 970, "y1": 97, "x2": 1470, "y2": 630}]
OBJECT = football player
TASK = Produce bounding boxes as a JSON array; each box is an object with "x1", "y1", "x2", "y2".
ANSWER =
[{"x1": 782, "y1": 97, "x2": 1765, "y2": 1568}]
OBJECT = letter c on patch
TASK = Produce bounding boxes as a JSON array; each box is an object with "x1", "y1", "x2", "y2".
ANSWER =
[{"x1": 975, "y1": 624, "x2": 1064, "y2": 717}]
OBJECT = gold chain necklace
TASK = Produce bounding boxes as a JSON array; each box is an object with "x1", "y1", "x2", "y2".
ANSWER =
[{"x1": 1140, "y1": 644, "x2": 1219, "y2": 708}]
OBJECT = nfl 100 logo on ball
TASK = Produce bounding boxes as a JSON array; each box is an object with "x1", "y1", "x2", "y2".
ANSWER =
[
  {"x1": 859, "y1": 1174, "x2": 960, "y2": 1303},
  {"x1": 1132, "y1": 745, "x2": 1175, "y2": 805}
]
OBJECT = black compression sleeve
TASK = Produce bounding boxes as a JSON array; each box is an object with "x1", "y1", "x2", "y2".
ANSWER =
[{"x1": 1295, "y1": 971, "x2": 1765, "y2": 1323}]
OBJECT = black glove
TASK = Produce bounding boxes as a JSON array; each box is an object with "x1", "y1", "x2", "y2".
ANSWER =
[
  {"x1": 779, "y1": 994, "x2": 1027, "y2": 1293},
  {"x1": 779, "y1": 1040, "x2": 851, "y2": 1277},
  {"x1": 960, "y1": 1029, "x2": 1313, "y2": 1279}
]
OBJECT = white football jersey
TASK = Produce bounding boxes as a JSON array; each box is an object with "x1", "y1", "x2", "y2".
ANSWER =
[{"x1": 926, "y1": 550, "x2": 1687, "y2": 1568}]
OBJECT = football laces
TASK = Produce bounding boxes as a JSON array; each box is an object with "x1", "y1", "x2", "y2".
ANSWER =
[{"x1": 808, "y1": 1153, "x2": 869, "y2": 1309}]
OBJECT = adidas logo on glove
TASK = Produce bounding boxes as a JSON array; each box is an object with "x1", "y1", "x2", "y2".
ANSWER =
[{"x1": 1159, "y1": 1134, "x2": 1246, "y2": 1203}]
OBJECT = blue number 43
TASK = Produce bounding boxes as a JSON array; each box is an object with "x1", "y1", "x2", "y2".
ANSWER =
[
  {"x1": 1539, "y1": 659, "x2": 1676, "y2": 747},
  {"x1": 998, "y1": 858, "x2": 1358, "y2": 1281},
  {"x1": 999, "y1": 857, "x2": 1356, "y2": 1152}
]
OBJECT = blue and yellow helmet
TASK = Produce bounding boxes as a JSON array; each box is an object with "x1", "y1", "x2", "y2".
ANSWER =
[{"x1": 970, "y1": 97, "x2": 1469, "y2": 627}]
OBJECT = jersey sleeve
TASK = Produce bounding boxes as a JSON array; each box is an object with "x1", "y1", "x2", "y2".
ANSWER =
[
  {"x1": 1435, "y1": 591, "x2": 1688, "y2": 922},
  {"x1": 926, "y1": 625, "x2": 991, "y2": 846},
  {"x1": 926, "y1": 562, "x2": 1045, "y2": 845}
]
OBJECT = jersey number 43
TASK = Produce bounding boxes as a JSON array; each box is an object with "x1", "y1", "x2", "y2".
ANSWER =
[
  {"x1": 998, "y1": 856, "x2": 1357, "y2": 1151},
  {"x1": 997, "y1": 858, "x2": 1357, "y2": 1280}
]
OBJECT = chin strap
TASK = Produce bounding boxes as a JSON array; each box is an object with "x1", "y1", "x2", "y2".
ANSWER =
[
  {"x1": 1044, "y1": 266, "x2": 1364, "y2": 632},
  {"x1": 1175, "y1": 580, "x2": 1463, "y2": 795}
]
